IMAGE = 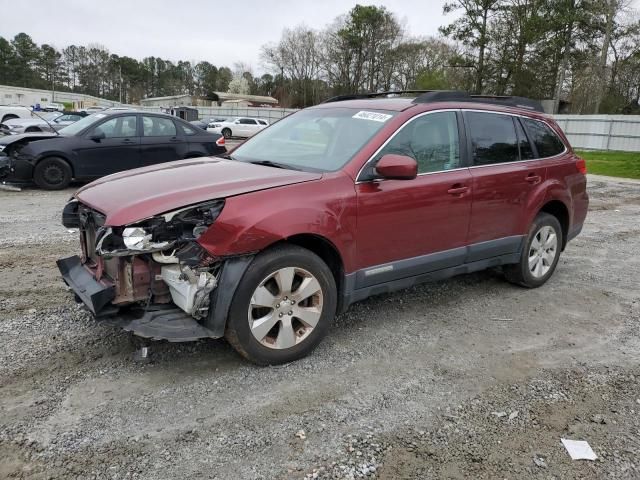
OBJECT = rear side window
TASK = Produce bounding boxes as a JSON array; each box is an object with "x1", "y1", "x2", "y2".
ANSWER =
[
  {"x1": 521, "y1": 118, "x2": 565, "y2": 158},
  {"x1": 239, "y1": 118, "x2": 257, "y2": 125},
  {"x1": 142, "y1": 116, "x2": 177, "y2": 137},
  {"x1": 466, "y1": 112, "x2": 519, "y2": 165}
]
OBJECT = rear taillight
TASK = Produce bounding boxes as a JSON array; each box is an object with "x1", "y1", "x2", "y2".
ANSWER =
[
  {"x1": 216, "y1": 137, "x2": 225, "y2": 146},
  {"x1": 576, "y1": 157, "x2": 587, "y2": 175}
]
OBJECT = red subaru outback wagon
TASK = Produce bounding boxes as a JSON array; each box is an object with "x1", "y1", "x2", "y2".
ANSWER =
[{"x1": 58, "y1": 91, "x2": 589, "y2": 364}]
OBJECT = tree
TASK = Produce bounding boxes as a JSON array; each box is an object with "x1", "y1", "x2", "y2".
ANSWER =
[
  {"x1": 440, "y1": 0, "x2": 502, "y2": 93},
  {"x1": 227, "y1": 75, "x2": 250, "y2": 94}
]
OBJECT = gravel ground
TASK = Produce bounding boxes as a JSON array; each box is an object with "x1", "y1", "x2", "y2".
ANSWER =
[{"x1": 0, "y1": 174, "x2": 639, "y2": 479}]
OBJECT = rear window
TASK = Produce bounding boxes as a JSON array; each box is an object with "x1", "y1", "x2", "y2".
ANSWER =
[{"x1": 521, "y1": 118, "x2": 565, "y2": 158}]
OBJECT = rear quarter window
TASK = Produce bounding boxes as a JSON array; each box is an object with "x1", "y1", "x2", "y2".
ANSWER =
[{"x1": 522, "y1": 118, "x2": 566, "y2": 158}]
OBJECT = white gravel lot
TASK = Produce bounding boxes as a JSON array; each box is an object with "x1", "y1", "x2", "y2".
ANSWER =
[{"x1": 0, "y1": 174, "x2": 639, "y2": 479}]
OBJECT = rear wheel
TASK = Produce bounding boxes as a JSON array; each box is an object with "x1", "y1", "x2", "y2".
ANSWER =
[
  {"x1": 222, "y1": 128, "x2": 231, "y2": 139},
  {"x1": 504, "y1": 212, "x2": 562, "y2": 288},
  {"x1": 225, "y1": 245, "x2": 337, "y2": 365},
  {"x1": 33, "y1": 157, "x2": 72, "y2": 190}
]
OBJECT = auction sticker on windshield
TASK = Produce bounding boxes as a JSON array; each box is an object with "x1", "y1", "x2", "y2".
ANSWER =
[{"x1": 352, "y1": 111, "x2": 393, "y2": 122}]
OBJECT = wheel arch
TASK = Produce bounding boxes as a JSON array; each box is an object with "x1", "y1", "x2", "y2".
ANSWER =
[
  {"x1": 282, "y1": 234, "x2": 346, "y2": 311},
  {"x1": 1, "y1": 114, "x2": 19, "y2": 123},
  {"x1": 538, "y1": 200, "x2": 570, "y2": 250}
]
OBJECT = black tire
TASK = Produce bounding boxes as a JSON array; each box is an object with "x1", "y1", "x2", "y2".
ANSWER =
[
  {"x1": 222, "y1": 128, "x2": 231, "y2": 139},
  {"x1": 25, "y1": 126, "x2": 42, "y2": 132},
  {"x1": 504, "y1": 212, "x2": 563, "y2": 288},
  {"x1": 225, "y1": 244, "x2": 337, "y2": 365},
  {"x1": 33, "y1": 157, "x2": 72, "y2": 190}
]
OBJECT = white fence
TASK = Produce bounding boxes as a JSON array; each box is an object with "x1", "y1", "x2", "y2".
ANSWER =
[
  {"x1": 135, "y1": 104, "x2": 640, "y2": 152},
  {"x1": 553, "y1": 115, "x2": 640, "y2": 152}
]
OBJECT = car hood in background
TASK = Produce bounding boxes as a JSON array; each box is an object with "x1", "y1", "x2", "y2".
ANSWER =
[
  {"x1": 74, "y1": 157, "x2": 323, "y2": 226},
  {"x1": 2, "y1": 118, "x2": 46, "y2": 127}
]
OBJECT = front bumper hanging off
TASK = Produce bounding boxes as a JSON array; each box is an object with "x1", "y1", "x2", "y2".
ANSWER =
[
  {"x1": 57, "y1": 255, "x2": 116, "y2": 316},
  {"x1": 56, "y1": 254, "x2": 255, "y2": 342}
]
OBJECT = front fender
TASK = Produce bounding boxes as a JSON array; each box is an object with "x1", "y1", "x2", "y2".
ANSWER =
[{"x1": 197, "y1": 174, "x2": 358, "y2": 272}]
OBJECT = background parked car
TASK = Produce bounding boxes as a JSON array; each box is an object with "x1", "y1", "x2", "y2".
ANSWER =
[
  {"x1": 0, "y1": 111, "x2": 87, "y2": 134},
  {"x1": 0, "y1": 111, "x2": 226, "y2": 189},
  {"x1": 42, "y1": 103, "x2": 65, "y2": 112},
  {"x1": 207, "y1": 117, "x2": 269, "y2": 138},
  {"x1": 51, "y1": 112, "x2": 88, "y2": 131},
  {"x1": 191, "y1": 117, "x2": 227, "y2": 130},
  {"x1": 81, "y1": 106, "x2": 106, "y2": 114},
  {"x1": 0, "y1": 105, "x2": 33, "y2": 124}
]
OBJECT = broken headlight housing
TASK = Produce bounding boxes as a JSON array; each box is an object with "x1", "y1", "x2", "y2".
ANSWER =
[{"x1": 96, "y1": 199, "x2": 225, "y2": 257}]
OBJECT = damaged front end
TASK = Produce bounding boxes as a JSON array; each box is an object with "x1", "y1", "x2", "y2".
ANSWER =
[{"x1": 57, "y1": 199, "x2": 252, "y2": 341}]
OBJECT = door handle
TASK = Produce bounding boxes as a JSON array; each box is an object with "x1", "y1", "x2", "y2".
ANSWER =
[
  {"x1": 170, "y1": 136, "x2": 180, "y2": 142},
  {"x1": 121, "y1": 138, "x2": 134, "y2": 144},
  {"x1": 447, "y1": 185, "x2": 469, "y2": 196},
  {"x1": 525, "y1": 173, "x2": 542, "y2": 184}
]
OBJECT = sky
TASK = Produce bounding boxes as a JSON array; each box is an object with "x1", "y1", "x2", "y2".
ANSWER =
[{"x1": 0, "y1": 0, "x2": 450, "y2": 73}]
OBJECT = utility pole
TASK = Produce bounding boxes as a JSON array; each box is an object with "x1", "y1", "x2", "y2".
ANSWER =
[
  {"x1": 119, "y1": 64, "x2": 123, "y2": 104},
  {"x1": 595, "y1": 0, "x2": 616, "y2": 114}
]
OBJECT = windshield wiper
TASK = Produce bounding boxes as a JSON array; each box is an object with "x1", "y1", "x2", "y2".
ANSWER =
[{"x1": 247, "y1": 160, "x2": 300, "y2": 170}]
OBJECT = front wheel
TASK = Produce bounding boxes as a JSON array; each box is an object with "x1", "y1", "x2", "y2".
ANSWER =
[
  {"x1": 33, "y1": 157, "x2": 72, "y2": 190},
  {"x1": 225, "y1": 245, "x2": 337, "y2": 365},
  {"x1": 504, "y1": 212, "x2": 563, "y2": 288},
  {"x1": 222, "y1": 128, "x2": 231, "y2": 139}
]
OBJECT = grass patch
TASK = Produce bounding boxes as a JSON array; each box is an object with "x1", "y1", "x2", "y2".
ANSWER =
[{"x1": 576, "y1": 150, "x2": 640, "y2": 179}]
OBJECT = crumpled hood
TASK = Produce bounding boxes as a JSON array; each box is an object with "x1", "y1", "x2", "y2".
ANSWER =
[
  {"x1": 75, "y1": 157, "x2": 322, "y2": 226},
  {"x1": 0, "y1": 132, "x2": 58, "y2": 146}
]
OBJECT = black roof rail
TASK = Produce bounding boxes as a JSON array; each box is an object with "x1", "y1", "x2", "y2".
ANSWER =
[
  {"x1": 469, "y1": 95, "x2": 545, "y2": 113},
  {"x1": 412, "y1": 90, "x2": 471, "y2": 103},
  {"x1": 412, "y1": 91, "x2": 545, "y2": 112},
  {"x1": 322, "y1": 90, "x2": 434, "y2": 103},
  {"x1": 322, "y1": 90, "x2": 545, "y2": 113}
]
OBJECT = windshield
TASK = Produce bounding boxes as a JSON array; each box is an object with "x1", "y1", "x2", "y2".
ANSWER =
[
  {"x1": 41, "y1": 112, "x2": 62, "y2": 121},
  {"x1": 58, "y1": 113, "x2": 109, "y2": 136},
  {"x1": 231, "y1": 107, "x2": 397, "y2": 172}
]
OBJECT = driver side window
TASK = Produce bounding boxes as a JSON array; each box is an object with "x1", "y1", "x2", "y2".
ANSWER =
[
  {"x1": 91, "y1": 116, "x2": 137, "y2": 138},
  {"x1": 376, "y1": 111, "x2": 461, "y2": 174}
]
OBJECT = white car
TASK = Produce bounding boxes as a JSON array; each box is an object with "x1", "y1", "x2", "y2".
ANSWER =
[
  {"x1": 207, "y1": 117, "x2": 269, "y2": 138},
  {"x1": 81, "y1": 106, "x2": 106, "y2": 114},
  {"x1": 43, "y1": 103, "x2": 65, "y2": 112},
  {"x1": 0, "y1": 105, "x2": 33, "y2": 124}
]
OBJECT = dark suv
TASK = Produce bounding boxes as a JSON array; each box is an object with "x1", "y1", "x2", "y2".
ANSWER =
[{"x1": 57, "y1": 91, "x2": 589, "y2": 365}]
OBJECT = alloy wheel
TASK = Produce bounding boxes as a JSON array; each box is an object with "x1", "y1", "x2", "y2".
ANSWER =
[
  {"x1": 248, "y1": 267, "x2": 323, "y2": 350},
  {"x1": 528, "y1": 226, "x2": 558, "y2": 278}
]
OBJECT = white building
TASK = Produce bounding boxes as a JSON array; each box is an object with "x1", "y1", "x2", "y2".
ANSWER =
[
  {"x1": 140, "y1": 92, "x2": 279, "y2": 108},
  {"x1": 0, "y1": 84, "x2": 122, "y2": 109}
]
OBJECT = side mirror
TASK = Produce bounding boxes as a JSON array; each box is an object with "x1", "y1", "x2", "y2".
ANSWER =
[
  {"x1": 375, "y1": 154, "x2": 418, "y2": 180},
  {"x1": 89, "y1": 131, "x2": 106, "y2": 142}
]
